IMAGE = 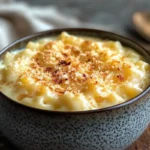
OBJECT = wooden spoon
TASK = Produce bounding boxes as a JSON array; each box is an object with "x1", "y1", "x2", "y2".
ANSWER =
[{"x1": 133, "y1": 12, "x2": 150, "y2": 42}]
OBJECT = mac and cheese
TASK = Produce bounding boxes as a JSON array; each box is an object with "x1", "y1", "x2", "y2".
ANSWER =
[{"x1": 0, "y1": 32, "x2": 149, "y2": 111}]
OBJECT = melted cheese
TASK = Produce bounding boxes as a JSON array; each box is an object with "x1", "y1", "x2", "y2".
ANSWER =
[{"x1": 0, "y1": 32, "x2": 149, "y2": 111}]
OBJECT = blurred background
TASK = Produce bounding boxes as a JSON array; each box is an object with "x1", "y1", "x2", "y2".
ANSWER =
[
  {"x1": 0, "y1": 0, "x2": 150, "y2": 50},
  {"x1": 0, "y1": 0, "x2": 150, "y2": 149}
]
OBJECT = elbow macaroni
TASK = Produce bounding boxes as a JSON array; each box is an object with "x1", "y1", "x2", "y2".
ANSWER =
[{"x1": 0, "y1": 32, "x2": 150, "y2": 111}]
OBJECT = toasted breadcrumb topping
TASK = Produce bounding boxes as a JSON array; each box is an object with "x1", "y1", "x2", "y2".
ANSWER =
[
  {"x1": 20, "y1": 32, "x2": 132, "y2": 95},
  {"x1": 0, "y1": 32, "x2": 149, "y2": 111}
]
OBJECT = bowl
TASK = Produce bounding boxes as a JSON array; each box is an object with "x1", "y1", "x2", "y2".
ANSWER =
[{"x1": 0, "y1": 28, "x2": 149, "y2": 150}]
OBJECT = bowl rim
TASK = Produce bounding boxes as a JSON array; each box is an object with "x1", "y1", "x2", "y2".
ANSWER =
[{"x1": 0, "y1": 28, "x2": 150, "y2": 114}]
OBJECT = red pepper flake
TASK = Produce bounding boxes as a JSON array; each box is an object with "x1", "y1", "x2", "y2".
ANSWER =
[
  {"x1": 83, "y1": 74, "x2": 86, "y2": 78},
  {"x1": 116, "y1": 74, "x2": 124, "y2": 82},
  {"x1": 45, "y1": 67, "x2": 52, "y2": 72},
  {"x1": 58, "y1": 60, "x2": 71, "y2": 66},
  {"x1": 58, "y1": 80, "x2": 63, "y2": 84},
  {"x1": 52, "y1": 70, "x2": 59, "y2": 76},
  {"x1": 53, "y1": 78, "x2": 63, "y2": 84},
  {"x1": 117, "y1": 67, "x2": 120, "y2": 71}
]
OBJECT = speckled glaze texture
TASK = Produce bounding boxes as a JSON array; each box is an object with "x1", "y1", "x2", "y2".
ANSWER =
[
  {"x1": 0, "y1": 29, "x2": 149, "y2": 150},
  {"x1": 0, "y1": 93, "x2": 149, "y2": 150}
]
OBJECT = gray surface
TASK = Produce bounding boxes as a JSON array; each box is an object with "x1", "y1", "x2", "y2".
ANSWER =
[
  {"x1": 1, "y1": 0, "x2": 150, "y2": 149},
  {"x1": 16, "y1": 0, "x2": 150, "y2": 49},
  {"x1": 16, "y1": 0, "x2": 150, "y2": 36}
]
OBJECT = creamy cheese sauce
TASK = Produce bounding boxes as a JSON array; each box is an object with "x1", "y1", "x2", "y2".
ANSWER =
[{"x1": 0, "y1": 32, "x2": 150, "y2": 111}]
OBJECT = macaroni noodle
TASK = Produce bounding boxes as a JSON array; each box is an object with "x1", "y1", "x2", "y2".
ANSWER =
[{"x1": 0, "y1": 32, "x2": 149, "y2": 111}]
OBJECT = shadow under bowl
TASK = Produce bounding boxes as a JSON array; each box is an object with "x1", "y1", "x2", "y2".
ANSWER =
[{"x1": 0, "y1": 28, "x2": 149, "y2": 150}]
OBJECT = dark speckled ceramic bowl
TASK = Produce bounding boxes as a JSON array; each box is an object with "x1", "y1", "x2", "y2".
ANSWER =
[{"x1": 0, "y1": 28, "x2": 149, "y2": 150}]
